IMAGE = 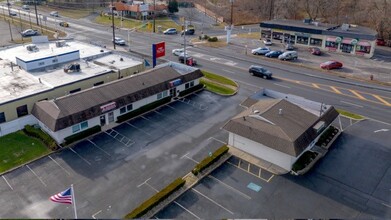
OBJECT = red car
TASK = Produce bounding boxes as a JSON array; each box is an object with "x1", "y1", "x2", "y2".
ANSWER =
[
  {"x1": 309, "y1": 47, "x2": 321, "y2": 55},
  {"x1": 320, "y1": 61, "x2": 343, "y2": 70},
  {"x1": 376, "y1": 38, "x2": 386, "y2": 46}
]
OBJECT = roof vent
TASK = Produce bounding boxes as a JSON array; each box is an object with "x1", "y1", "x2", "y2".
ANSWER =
[
  {"x1": 55, "y1": 40, "x2": 66, "y2": 47},
  {"x1": 279, "y1": 109, "x2": 283, "y2": 115},
  {"x1": 26, "y1": 44, "x2": 38, "y2": 52},
  {"x1": 253, "y1": 110, "x2": 260, "y2": 114},
  {"x1": 120, "y1": 57, "x2": 124, "y2": 61},
  {"x1": 341, "y1": 23, "x2": 350, "y2": 31}
]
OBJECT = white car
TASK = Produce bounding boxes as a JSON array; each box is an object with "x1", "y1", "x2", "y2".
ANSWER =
[
  {"x1": 172, "y1": 48, "x2": 184, "y2": 56},
  {"x1": 251, "y1": 47, "x2": 270, "y2": 55},
  {"x1": 263, "y1": 39, "x2": 272, "y2": 46},
  {"x1": 113, "y1": 37, "x2": 126, "y2": 45},
  {"x1": 50, "y1": 11, "x2": 59, "y2": 17}
]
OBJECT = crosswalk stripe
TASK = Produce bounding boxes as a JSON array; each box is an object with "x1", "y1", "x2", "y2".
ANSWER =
[
  {"x1": 373, "y1": 95, "x2": 391, "y2": 106},
  {"x1": 330, "y1": 86, "x2": 342, "y2": 94},
  {"x1": 312, "y1": 83, "x2": 320, "y2": 88},
  {"x1": 349, "y1": 90, "x2": 366, "y2": 100}
]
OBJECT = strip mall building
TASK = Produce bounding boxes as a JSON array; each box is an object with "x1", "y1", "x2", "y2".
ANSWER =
[{"x1": 260, "y1": 19, "x2": 377, "y2": 58}]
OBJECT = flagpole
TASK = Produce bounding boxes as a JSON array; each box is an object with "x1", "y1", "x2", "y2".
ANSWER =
[{"x1": 71, "y1": 184, "x2": 78, "y2": 219}]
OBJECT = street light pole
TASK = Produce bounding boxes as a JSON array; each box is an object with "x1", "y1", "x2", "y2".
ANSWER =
[
  {"x1": 34, "y1": 0, "x2": 39, "y2": 25},
  {"x1": 230, "y1": 0, "x2": 234, "y2": 26},
  {"x1": 153, "y1": 0, "x2": 156, "y2": 33},
  {"x1": 111, "y1": 0, "x2": 116, "y2": 49},
  {"x1": 6, "y1": 0, "x2": 11, "y2": 17}
]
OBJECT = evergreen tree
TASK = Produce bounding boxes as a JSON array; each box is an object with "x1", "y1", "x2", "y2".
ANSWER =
[{"x1": 168, "y1": 0, "x2": 179, "y2": 13}]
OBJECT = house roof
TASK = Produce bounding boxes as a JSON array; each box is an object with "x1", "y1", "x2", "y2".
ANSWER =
[
  {"x1": 113, "y1": 2, "x2": 167, "y2": 12},
  {"x1": 32, "y1": 64, "x2": 203, "y2": 131},
  {"x1": 223, "y1": 99, "x2": 339, "y2": 157}
]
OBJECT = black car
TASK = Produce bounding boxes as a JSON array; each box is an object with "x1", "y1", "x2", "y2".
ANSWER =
[
  {"x1": 265, "y1": 50, "x2": 283, "y2": 58},
  {"x1": 181, "y1": 29, "x2": 195, "y2": 36},
  {"x1": 249, "y1": 65, "x2": 272, "y2": 79},
  {"x1": 179, "y1": 54, "x2": 197, "y2": 66}
]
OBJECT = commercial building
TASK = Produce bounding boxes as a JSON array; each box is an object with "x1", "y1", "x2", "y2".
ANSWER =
[
  {"x1": 112, "y1": 1, "x2": 168, "y2": 20},
  {"x1": 32, "y1": 63, "x2": 203, "y2": 144},
  {"x1": 260, "y1": 19, "x2": 377, "y2": 58},
  {"x1": 0, "y1": 39, "x2": 144, "y2": 136},
  {"x1": 223, "y1": 89, "x2": 339, "y2": 172}
]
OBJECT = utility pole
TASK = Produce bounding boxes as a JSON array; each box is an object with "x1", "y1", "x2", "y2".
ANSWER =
[
  {"x1": 111, "y1": 0, "x2": 116, "y2": 49},
  {"x1": 183, "y1": 18, "x2": 187, "y2": 63},
  {"x1": 268, "y1": 0, "x2": 274, "y2": 20},
  {"x1": 34, "y1": 0, "x2": 39, "y2": 25},
  {"x1": 8, "y1": 20, "x2": 13, "y2": 41},
  {"x1": 6, "y1": 0, "x2": 11, "y2": 17},
  {"x1": 153, "y1": 0, "x2": 156, "y2": 33},
  {"x1": 230, "y1": 0, "x2": 234, "y2": 26}
]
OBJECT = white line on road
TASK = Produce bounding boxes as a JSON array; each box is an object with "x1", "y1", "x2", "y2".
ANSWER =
[
  {"x1": 92, "y1": 210, "x2": 102, "y2": 219},
  {"x1": 340, "y1": 100, "x2": 364, "y2": 108},
  {"x1": 137, "y1": 177, "x2": 151, "y2": 188},
  {"x1": 174, "y1": 201, "x2": 201, "y2": 219},
  {"x1": 69, "y1": 148, "x2": 92, "y2": 165},
  {"x1": 382, "y1": 203, "x2": 391, "y2": 208},
  {"x1": 2, "y1": 176, "x2": 13, "y2": 190},
  {"x1": 180, "y1": 152, "x2": 190, "y2": 159},
  {"x1": 191, "y1": 188, "x2": 234, "y2": 215},
  {"x1": 26, "y1": 165, "x2": 47, "y2": 187},
  {"x1": 223, "y1": 69, "x2": 235, "y2": 74},
  {"x1": 87, "y1": 139, "x2": 112, "y2": 157},
  {"x1": 208, "y1": 175, "x2": 251, "y2": 200},
  {"x1": 273, "y1": 83, "x2": 291, "y2": 89},
  {"x1": 184, "y1": 155, "x2": 199, "y2": 164},
  {"x1": 146, "y1": 182, "x2": 159, "y2": 192},
  {"x1": 208, "y1": 137, "x2": 227, "y2": 145},
  {"x1": 126, "y1": 122, "x2": 152, "y2": 136},
  {"x1": 374, "y1": 129, "x2": 389, "y2": 133},
  {"x1": 48, "y1": 156, "x2": 71, "y2": 176}
]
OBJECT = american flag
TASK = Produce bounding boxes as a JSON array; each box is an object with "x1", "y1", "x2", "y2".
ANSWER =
[{"x1": 50, "y1": 187, "x2": 73, "y2": 204}]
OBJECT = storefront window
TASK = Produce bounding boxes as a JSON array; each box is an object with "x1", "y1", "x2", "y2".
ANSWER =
[
  {"x1": 296, "y1": 36, "x2": 309, "y2": 45},
  {"x1": 261, "y1": 30, "x2": 271, "y2": 39},
  {"x1": 284, "y1": 34, "x2": 295, "y2": 44},
  {"x1": 356, "y1": 45, "x2": 371, "y2": 54},
  {"x1": 341, "y1": 43, "x2": 353, "y2": 53},
  {"x1": 272, "y1": 32, "x2": 283, "y2": 40},
  {"x1": 325, "y1": 41, "x2": 338, "y2": 48},
  {"x1": 310, "y1": 38, "x2": 322, "y2": 46}
]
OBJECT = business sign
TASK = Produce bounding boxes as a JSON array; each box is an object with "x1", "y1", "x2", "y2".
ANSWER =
[
  {"x1": 169, "y1": 79, "x2": 182, "y2": 87},
  {"x1": 100, "y1": 102, "x2": 116, "y2": 113},
  {"x1": 152, "y1": 41, "x2": 165, "y2": 68}
]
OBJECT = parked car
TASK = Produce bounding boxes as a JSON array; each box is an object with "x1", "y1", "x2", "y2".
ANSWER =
[
  {"x1": 278, "y1": 51, "x2": 298, "y2": 60},
  {"x1": 320, "y1": 61, "x2": 343, "y2": 70},
  {"x1": 163, "y1": 28, "x2": 177, "y2": 35},
  {"x1": 309, "y1": 47, "x2": 321, "y2": 55},
  {"x1": 251, "y1": 47, "x2": 270, "y2": 55},
  {"x1": 9, "y1": 11, "x2": 17, "y2": 16},
  {"x1": 265, "y1": 50, "x2": 283, "y2": 58},
  {"x1": 172, "y1": 48, "x2": 184, "y2": 56},
  {"x1": 285, "y1": 43, "x2": 295, "y2": 50},
  {"x1": 178, "y1": 54, "x2": 197, "y2": 66},
  {"x1": 59, "y1": 21, "x2": 69, "y2": 27},
  {"x1": 263, "y1": 39, "x2": 272, "y2": 46},
  {"x1": 22, "y1": 5, "x2": 29, "y2": 10},
  {"x1": 181, "y1": 29, "x2": 195, "y2": 36},
  {"x1": 249, "y1": 65, "x2": 272, "y2": 79},
  {"x1": 376, "y1": 38, "x2": 386, "y2": 46},
  {"x1": 113, "y1": 37, "x2": 126, "y2": 45},
  {"x1": 21, "y1": 29, "x2": 38, "y2": 37},
  {"x1": 50, "y1": 11, "x2": 59, "y2": 17}
]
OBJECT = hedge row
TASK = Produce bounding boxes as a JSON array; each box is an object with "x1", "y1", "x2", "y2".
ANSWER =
[
  {"x1": 192, "y1": 145, "x2": 229, "y2": 175},
  {"x1": 207, "y1": 36, "x2": 218, "y2": 42},
  {"x1": 64, "y1": 125, "x2": 101, "y2": 145},
  {"x1": 315, "y1": 125, "x2": 338, "y2": 146},
  {"x1": 24, "y1": 125, "x2": 58, "y2": 151},
  {"x1": 125, "y1": 178, "x2": 186, "y2": 218},
  {"x1": 178, "y1": 84, "x2": 204, "y2": 97},
  {"x1": 117, "y1": 96, "x2": 172, "y2": 123}
]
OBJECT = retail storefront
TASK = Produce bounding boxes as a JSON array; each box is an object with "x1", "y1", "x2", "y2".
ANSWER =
[{"x1": 260, "y1": 19, "x2": 377, "y2": 58}]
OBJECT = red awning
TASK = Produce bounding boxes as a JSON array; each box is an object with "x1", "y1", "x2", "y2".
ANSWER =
[
  {"x1": 358, "y1": 41, "x2": 371, "y2": 47},
  {"x1": 342, "y1": 38, "x2": 353, "y2": 44},
  {"x1": 326, "y1": 37, "x2": 336, "y2": 42}
]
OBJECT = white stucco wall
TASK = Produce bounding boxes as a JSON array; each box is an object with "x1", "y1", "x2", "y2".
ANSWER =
[
  {"x1": 0, "y1": 115, "x2": 38, "y2": 137},
  {"x1": 228, "y1": 133, "x2": 297, "y2": 170}
]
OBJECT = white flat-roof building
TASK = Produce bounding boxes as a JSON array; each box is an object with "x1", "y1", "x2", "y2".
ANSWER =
[{"x1": 0, "y1": 39, "x2": 144, "y2": 136}]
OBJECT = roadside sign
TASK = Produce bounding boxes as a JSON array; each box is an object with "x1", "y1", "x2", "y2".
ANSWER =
[{"x1": 152, "y1": 41, "x2": 165, "y2": 67}]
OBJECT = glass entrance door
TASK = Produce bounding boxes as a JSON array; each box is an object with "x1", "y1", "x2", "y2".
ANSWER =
[
  {"x1": 100, "y1": 115, "x2": 106, "y2": 126},
  {"x1": 108, "y1": 112, "x2": 114, "y2": 123}
]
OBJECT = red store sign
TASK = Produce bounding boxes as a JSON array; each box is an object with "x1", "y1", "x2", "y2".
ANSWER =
[{"x1": 100, "y1": 102, "x2": 116, "y2": 113}]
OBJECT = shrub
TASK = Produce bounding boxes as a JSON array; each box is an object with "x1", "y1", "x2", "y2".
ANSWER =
[
  {"x1": 192, "y1": 145, "x2": 229, "y2": 175},
  {"x1": 24, "y1": 125, "x2": 58, "y2": 150},
  {"x1": 125, "y1": 178, "x2": 186, "y2": 218},
  {"x1": 292, "y1": 151, "x2": 318, "y2": 172},
  {"x1": 316, "y1": 125, "x2": 338, "y2": 146},
  {"x1": 64, "y1": 125, "x2": 101, "y2": 145},
  {"x1": 116, "y1": 96, "x2": 171, "y2": 123},
  {"x1": 207, "y1": 36, "x2": 218, "y2": 42},
  {"x1": 178, "y1": 84, "x2": 204, "y2": 97}
]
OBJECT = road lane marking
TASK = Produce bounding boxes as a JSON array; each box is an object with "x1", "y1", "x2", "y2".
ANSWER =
[
  {"x1": 26, "y1": 165, "x2": 47, "y2": 187},
  {"x1": 274, "y1": 83, "x2": 291, "y2": 89},
  {"x1": 49, "y1": 156, "x2": 71, "y2": 176},
  {"x1": 312, "y1": 83, "x2": 320, "y2": 89},
  {"x1": 349, "y1": 90, "x2": 366, "y2": 100},
  {"x1": 330, "y1": 86, "x2": 342, "y2": 94},
  {"x1": 226, "y1": 161, "x2": 271, "y2": 182},
  {"x1": 340, "y1": 101, "x2": 363, "y2": 108},
  {"x1": 92, "y1": 210, "x2": 102, "y2": 219},
  {"x1": 2, "y1": 176, "x2": 13, "y2": 190},
  {"x1": 174, "y1": 201, "x2": 201, "y2": 219},
  {"x1": 373, "y1": 95, "x2": 391, "y2": 106},
  {"x1": 223, "y1": 69, "x2": 235, "y2": 74},
  {"x1": 69, "y1": 148, "x2": 92, "y2": 165},
  {"x1": 208, "y1": 176, "x2": 251, "y2": 200},
  {"x1": 191, "y1": 188, "x2": 234, "y2": 215}
]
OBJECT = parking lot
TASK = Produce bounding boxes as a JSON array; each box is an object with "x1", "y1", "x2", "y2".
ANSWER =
[
  {"x1": 0, "y1": 90, "x2": 252, "y2": 218},
  {"x1": 155, "y1": 119, "x2": 391, "y2": 219}
]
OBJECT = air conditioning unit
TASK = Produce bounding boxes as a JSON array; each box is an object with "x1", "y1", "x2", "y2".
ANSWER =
[
  {"x1": 55, "y1": 40, "x2": 66, "y2": 47},
  {"x1": 26, "y1": 44, "x2": 38, "y2": 52}
]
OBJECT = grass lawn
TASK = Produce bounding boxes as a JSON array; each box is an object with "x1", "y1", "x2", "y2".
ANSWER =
[
  {"x1": 95, "y1": 16, "x2": 180, "y2": 32},
  {"x1": 0, "y1": 131, "x2": 50, "y2": 173},
  {"x1": 202, "y1": 70, "x2": 237, "y2": 87},
  {"x1": 237, "y1": 32, "x2": 261, "y2": 39},
  {"x1": 200, "y1": 78, "x2": 236, "y2": 95},
  {"x1": 337, "y1": 109, "x2": 365, "y2": 120}
]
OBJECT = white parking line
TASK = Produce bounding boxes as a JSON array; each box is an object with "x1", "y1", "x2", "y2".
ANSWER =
[
  {"x1": 87, "y1": 139, "x2": 112, "y2": 157},
  {"x1": 126, "y1": 122, "x2": 152, "y2": 136},
  {"x1": 2, "y1": 176, "x2": 13, "y2": 190},
  {"x1": 92, "y1": 210, "x2": 102, "y2": 219},
  {"x1": 208, "y1": 176, "x2": 251, "y2": 200},
  {"x1": 26, "y1": 165, "x2": 47, "y2": 187},
  {"x1": 48, "y1": 156, "x2": 71, "y2": 176},
  {"x1": 174, "y1": 201, "x2": 201, "y2": 219},
  {"x1": 208, "y1": 137, "x2": 227, "y2": 145},
  {"x1": 142, "y1": 116, "x2": 166, "y2": 129},
  {"x1": 69, "y1": 148, "x2": 92, "y2": 165},
  {"x1": 166, "y1": 104, "x2": 191, "y2": 116},
  {"x1": 191, "y1": 188, "x2": 234, "y2": 215},
  {"x1": 137, "y1": 177, "x2": 151, "y2": 188},
  {"x1": 382, "y1": 203, "x2": 391, "y2": 209}
]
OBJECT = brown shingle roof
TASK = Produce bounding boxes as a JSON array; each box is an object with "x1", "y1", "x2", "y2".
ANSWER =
[
  {"x1": 32, "y1": 65, "x2": 203, "y2": 131},
  {"x1": 223, "y1": 99, "x2": 339, "y2": 157}
]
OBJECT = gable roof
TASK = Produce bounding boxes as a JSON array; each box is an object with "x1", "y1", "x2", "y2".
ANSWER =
[
  {"x1": 223, "y1": 99, "x2": 339, "y2": 157},
  {"x1": 32, "y1": 65, "x2": 203, "y2": 131}
]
